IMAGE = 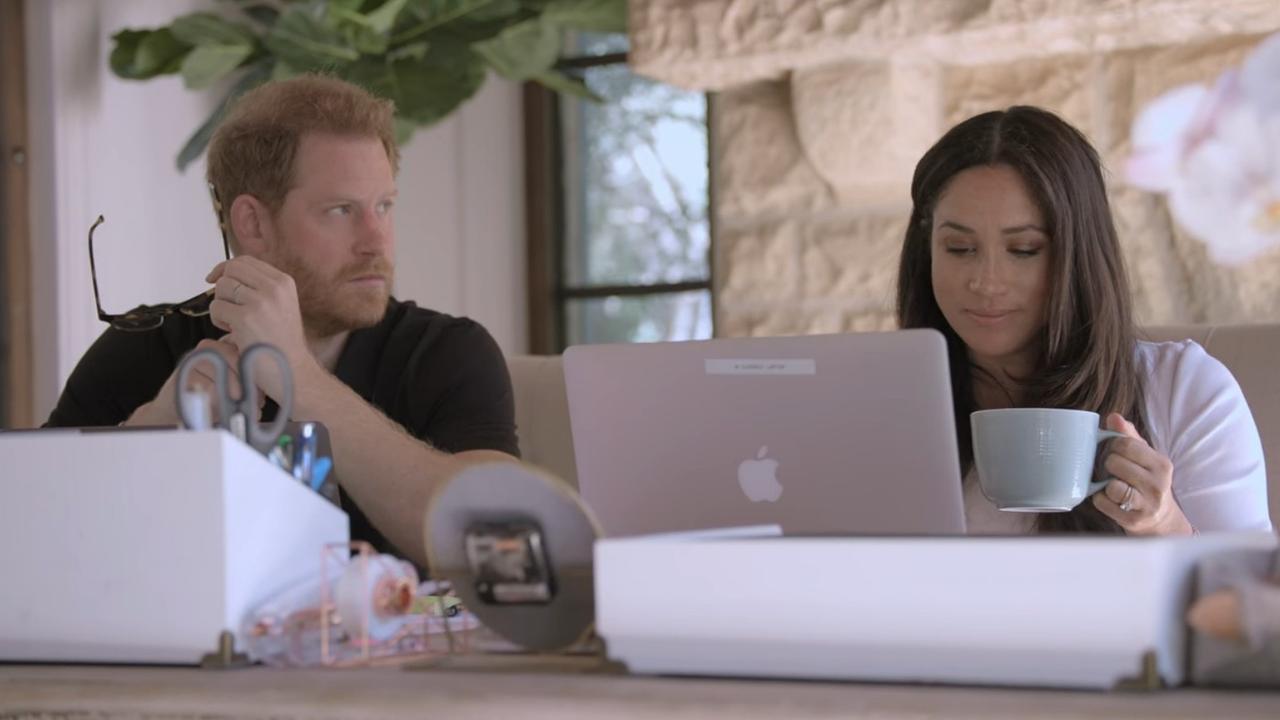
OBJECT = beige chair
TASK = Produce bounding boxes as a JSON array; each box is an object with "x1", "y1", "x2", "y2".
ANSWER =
[
  {"x1": 507, "y1": 324, "x2": 1280, "y2": 528},
  {"x1": 507, "y1": 354, "x2": 579, "y2": 488}
]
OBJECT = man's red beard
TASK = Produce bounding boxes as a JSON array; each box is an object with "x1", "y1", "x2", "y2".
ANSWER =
[{"x1": 278, "y1": 253, "x2": 394, "y2": 338}]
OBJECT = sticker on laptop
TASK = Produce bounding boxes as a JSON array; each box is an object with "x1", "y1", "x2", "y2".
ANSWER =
[{"x1": 704, "y1": 359, "x2": 816, "y2": 376}]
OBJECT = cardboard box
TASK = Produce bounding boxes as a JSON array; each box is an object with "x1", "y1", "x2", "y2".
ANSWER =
[{"x1": 0, "y1": 429, "x2": 349, "y2": 663}]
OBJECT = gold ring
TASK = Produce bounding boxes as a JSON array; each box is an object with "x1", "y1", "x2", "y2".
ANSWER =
[{"x1": 232, "y1": 282, "x2": 243, "y2": 303}]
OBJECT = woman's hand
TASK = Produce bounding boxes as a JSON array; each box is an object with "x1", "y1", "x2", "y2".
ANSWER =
[{"x1": 1092, "y1": 412, "x2": 1195, "y2": 536}]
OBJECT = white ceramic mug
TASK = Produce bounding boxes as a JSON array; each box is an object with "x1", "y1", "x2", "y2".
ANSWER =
[{"x1": 971, "y1": 408, "x2": 1124, "y2": 512}]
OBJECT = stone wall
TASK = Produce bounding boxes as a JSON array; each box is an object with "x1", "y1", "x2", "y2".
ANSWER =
[{"x1": 630, "y1": 0, "x2": 1280, "y2": 335}]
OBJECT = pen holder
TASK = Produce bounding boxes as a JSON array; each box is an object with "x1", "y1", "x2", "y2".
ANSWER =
[
  {"x1": 269, "y1": 421, "x2": 338, "y2": 504},
  {"x1": 0, "y1": 429, "x2": 349, "y2": 664}
]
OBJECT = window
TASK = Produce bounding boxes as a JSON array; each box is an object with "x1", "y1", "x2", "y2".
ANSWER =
[{"x1": 525, "y1": 34, "x2": 713, "y2": 353}]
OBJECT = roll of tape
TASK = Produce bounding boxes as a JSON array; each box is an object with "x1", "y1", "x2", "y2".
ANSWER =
[
  {"x1": 335, "y1": 553, "x2": 417, "y2": 644},
  {"x1": 425, "y1": 462, "x2": 603, "y2": 652}
]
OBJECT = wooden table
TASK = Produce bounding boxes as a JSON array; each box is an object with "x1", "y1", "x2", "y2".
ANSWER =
[{"x1": 2, "y1": 663, "x2": 1278, "y2": 719}]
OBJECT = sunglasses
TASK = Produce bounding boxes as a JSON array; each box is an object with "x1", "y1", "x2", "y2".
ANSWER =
[{"x1": 88, "y1": 187, "x2": 232, "y2": 331}]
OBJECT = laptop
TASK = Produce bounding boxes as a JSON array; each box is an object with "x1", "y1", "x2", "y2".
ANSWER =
[{"x1": 563, "y1": 329, "x2": 966, "y2": 537}]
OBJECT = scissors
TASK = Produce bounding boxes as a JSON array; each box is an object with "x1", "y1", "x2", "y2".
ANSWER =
[{"x1": 175, "y1": 342, "x2": 294, "y2": 455}]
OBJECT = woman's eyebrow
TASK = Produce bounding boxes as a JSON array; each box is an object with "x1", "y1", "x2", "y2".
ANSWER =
[
  {"x1": 1001, "y1": 224, "x2": 1047, "y2": 235},
  {"x1": 936, "y1": 220, "x2": 1044, "y2": 234},
  {"x1": 936, "y1": 220, "x2": 1046, "y2": 235},
  {"x1": 937, "y1": 220, "x2": 975, "y2": 234}
]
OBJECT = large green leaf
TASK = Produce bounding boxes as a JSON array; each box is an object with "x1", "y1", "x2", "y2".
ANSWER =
[
  {"x1": 342, "y1": 23, "x2": 392, "y2": 54},
  {"x1": 428, "y1": 1, "x2": 530, "y2": 43},
  {"x1": 469, "y1": 0, "x2": 525, "y2": 21},
  {"x1": 271, "y1": 58, "x2": 303, "y2": 82},
  {"x1": 344, "y1": 57, "x2": 401, "y2": 100},
  {"x1": 387, "y1": 40, "x2": 430, "y2": 61},
  {"x1": 110, "y1": 28, "x2": 191, "y2": 80},
  {"x1": 135, "y1": 29, "x2": 192, "y2": 76},
  {"x1": 404, "y1": 0, "x2": 498, "y2": 22},
  {"x1": 393, "y1": 115, "x2": 418, "y2": 145},
  {"x1": 170, "y1": 12, "x2": 257, "y2": 47},
  {"x1": 394, "y1": 0, "x2": 498, "y2": 43},
  {"x1": 542, "y1": 0, "x2": 626, "y2": 32},
  {"x1": 328, "y1": 0, "x2": 367, "y2": 12},
  {"x1": 326, "y1": 0, "x2": 411, "y2": 55},
  {"x1": 472, "y1": 17, "x2": 558, "y2": 81},
  {"x1": 240, "y1": 3, "x2": 280, "y2": 28},
  {"x1": 328, "y1": 0, "x2": 409, "y2": 32},
  {"x1": 393, "y1": 48, "x2": 487, "y2": 124},
  {"x1": 265, "y1": 4, "x2": 360, "y2": 71},
  {"x1": 396, "y1": 43, "x2": 486, "y2": 122},
  {"x1": 181, "y1": 43, "x2": 255, "y2": 89},
  {"x1": 365, "y1": 0, "x2": 413, "y2": 34},
  {"x1": 176, "y1": 60, "x2": 274, "y2": 171},
  {"x1": 109, "y1": 30, "x2": 150, "y2": 79},
  {"x1": 531, "y1": 69, "x2": 602, "y2": 102},
  {"x1": 346, "y1": 41, "x2": 486, "y2": 127}
]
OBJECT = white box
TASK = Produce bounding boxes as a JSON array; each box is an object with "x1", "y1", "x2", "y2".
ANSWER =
[
  {"x1": 0, "y1": 430, "x2": 349, "y2": 663},
  {"x1": 595, "y1": 530, "x2": 1278, "y2": 689}
]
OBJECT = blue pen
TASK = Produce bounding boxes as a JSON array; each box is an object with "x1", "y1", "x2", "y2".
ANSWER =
[{"x1": 309, "y1": 457, "x2": 333, "y2": 492}]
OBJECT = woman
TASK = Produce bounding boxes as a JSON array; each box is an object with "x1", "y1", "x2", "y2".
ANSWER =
[{"x1": 897, "y1": 105, "x2": 1271, "y2": 535}]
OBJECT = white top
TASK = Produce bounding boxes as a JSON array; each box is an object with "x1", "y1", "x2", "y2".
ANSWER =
[{"x1": 964, "y1": 339, "x2": 1273, "y2": 534}]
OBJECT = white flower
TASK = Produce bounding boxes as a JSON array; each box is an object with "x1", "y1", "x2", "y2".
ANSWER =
[
  {"x1": 1240, "y1": 33, "x2": 1280, "y2": 116},
  {"x1": 1126, "y1": 33, "x2": 1280, "y2": 265},
  {"x1": 1170, "y1": 104, "x2": 1280, "y2": 264},
  {"x1": 1127, "y1": 83, "x2": 1212, "y2": 193}
]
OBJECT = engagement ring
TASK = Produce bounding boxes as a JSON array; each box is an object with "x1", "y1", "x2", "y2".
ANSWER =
[{"x1": 1119, "y1": 483, "x2": 1135, "y2": 513}]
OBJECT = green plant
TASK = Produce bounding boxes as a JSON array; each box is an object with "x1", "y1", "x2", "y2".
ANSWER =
[{"x1": 109, "y1": 0, "x2": 627, "y2": 170}]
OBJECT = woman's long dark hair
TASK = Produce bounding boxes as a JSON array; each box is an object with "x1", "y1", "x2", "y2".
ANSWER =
[{"x1": 896, "y1": 106, "x2": 1147, "y2": 534}]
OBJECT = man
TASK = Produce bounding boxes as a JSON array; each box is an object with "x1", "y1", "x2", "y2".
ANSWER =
[{"x1": 45, "y1": 75, "x2": 519, "y2": 569}]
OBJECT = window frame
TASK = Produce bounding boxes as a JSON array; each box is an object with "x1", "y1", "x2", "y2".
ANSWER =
[
  {"x1": 523, "y1": 51, "x2": 716, "y2": 354},
  {"x1": 1, "y1": 0, "x2": 32, "y2": 428}
]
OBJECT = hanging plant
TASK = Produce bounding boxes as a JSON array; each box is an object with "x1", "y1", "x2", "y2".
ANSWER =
[{"x1": 108, "y1": 0, "x2": 627, "y2": 170}]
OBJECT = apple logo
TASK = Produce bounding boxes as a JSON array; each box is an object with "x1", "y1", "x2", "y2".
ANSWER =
[{"x1": 738, "y1": 445, "x2": 783, "y2": 502}]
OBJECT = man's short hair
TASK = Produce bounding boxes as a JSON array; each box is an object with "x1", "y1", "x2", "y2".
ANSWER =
[{"x1": 206, "y1": 74, "x2": 399, "y2": 246}]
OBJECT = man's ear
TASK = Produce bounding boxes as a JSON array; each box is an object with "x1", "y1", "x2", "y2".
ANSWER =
[{"x1": 228, "y1": 195, "x2": 272, "y2": 256}]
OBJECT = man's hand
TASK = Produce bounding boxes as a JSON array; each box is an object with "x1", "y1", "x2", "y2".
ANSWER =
[
  {"x1": 125, "y1": 339, "x2": 245, "y2": 427},
  {"x1": 206, "y1": 256, "x2": 315, "y2": 401}
]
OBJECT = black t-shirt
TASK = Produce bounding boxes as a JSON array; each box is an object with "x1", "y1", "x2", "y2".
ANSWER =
[{"x1": 45, "y1": 298, "x2": 521, "y2": 555}]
